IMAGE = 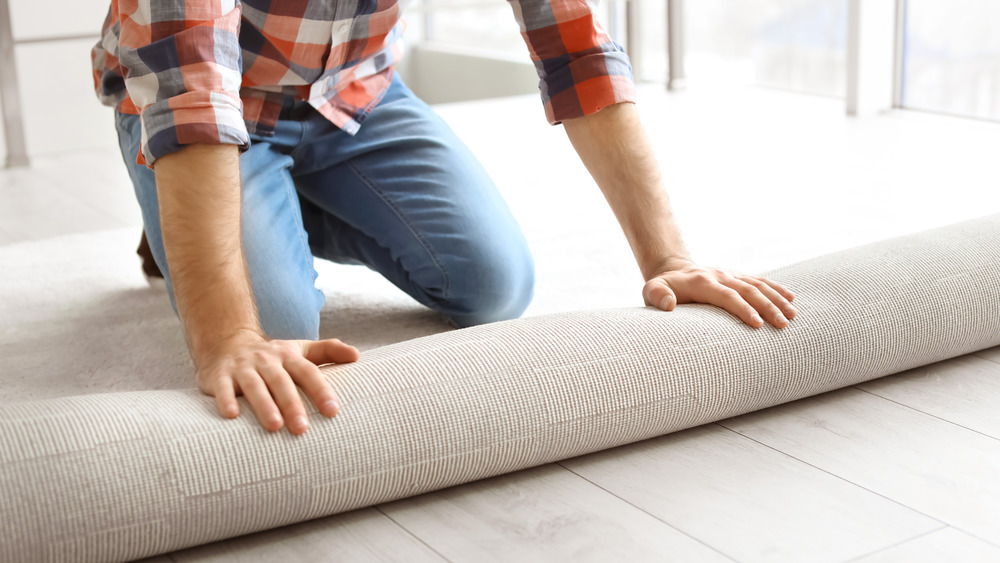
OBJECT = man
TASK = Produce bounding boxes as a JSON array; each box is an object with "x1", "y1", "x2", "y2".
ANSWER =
[{"x1": 93, "y1": 0, "x2": 796, "y2": 435}]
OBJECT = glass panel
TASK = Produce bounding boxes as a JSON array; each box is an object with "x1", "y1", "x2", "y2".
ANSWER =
[
  {"x1": 684, "y1": 0, "x2": 847, "y2": 96},
  {"x1": 409, "y1": 0, "x2": 620, "y2": 58},
  {"x1": 903, "y1": 0, "x2": 1000, "y2": 120},
  {"x1": 632, "y1": 0, "x2": 668, "y2": 82},
  {"x1": 419, "y1": 3, "x2": 526, "y2": 56}
]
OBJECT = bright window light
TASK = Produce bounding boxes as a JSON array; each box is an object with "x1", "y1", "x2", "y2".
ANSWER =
[{"x1": 902, "y1": 0, "x2": 1000, "y2": 120}]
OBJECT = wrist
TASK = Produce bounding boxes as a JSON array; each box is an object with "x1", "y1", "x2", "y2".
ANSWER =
[
  {"x1": 642, "y1": 255, "x2": 695, "y2": 280},
  {"x1": 189, "y1": 325, "x2": 265, "y2": 369}
]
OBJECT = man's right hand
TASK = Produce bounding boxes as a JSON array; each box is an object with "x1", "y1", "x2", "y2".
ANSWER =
[
  {"x1": 154, "y1": 144, "x2": 357, "y2": 435},
  {"x1": 196, "y1": 331, "x2": 360, "y2": 435}
]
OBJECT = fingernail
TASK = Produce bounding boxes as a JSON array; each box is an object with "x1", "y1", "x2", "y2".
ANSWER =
[
  {"x1": 658, "y1": 296, "x2": 673, "y2": 310},
  {"x1": 268, "y1": 415, "x2": 283, "y2": 431},
  {"x1": 776, "y1": 313, "x2": 788, "y2": 325},
  {"x1": 751, "y1": 314, "x2": 763, "y2": 325},
  {"x1": 323, "y1": 399, "x2": 340, "y2": 416},
  {"x1": 294, "y1": 415, "x2": 308, "y2": 430}
]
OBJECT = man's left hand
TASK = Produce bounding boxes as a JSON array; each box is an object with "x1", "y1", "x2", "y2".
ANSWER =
[{"x1": 642, "y1": 261, "x2": 798, "y2": 329}]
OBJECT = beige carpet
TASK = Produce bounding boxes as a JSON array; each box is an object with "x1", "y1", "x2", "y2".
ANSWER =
[
  {"x1": 2, "y1": 214, "x2": 1000, "y2": 562},
  {"x1": 0, "y1": 216, "x2": 642, "y2": 403}
]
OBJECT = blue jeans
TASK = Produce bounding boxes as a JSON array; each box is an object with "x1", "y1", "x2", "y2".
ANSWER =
[{"x1": 115, "y1": 75, "x2": 534, "y2": 339}]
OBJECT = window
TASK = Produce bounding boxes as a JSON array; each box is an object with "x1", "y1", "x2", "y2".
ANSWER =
[
  {"x1": 408, "y1": 0, "x2": 526, "y2": 56},
  {"x1": 683, "y1": 0, "x2": 847, "y2": 97},
  {"x1": 902, "y1": 0, "x2": 1000, "y2": 120}
]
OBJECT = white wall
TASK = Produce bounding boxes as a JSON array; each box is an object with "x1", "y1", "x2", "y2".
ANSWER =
[
  {"x1": 6, "y1": 0, "x2": 116, "y2": 161},
  {"x1": 396, "y1": 43, "x2": 539, "y2": 105},
  {"x1": 9, "y1": 0, "x2": 106, "y2": 40},
  {"x1": 14, "y1": 39, "x2": 119, "y2": 156},
  {"x1": 0, "y1": 103, "x2": 7, "y2": 163}
]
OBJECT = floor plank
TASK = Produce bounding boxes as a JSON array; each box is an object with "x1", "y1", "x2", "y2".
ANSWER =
[
  {"x1": 0, "y1": 168, "x2": 67, "y2": 218},
  {"x1": 0, "y1": 226, "x2": 15, "y2": 245},
  {"x1": 0, "y1": 204, "x2": 129, "y2": 242},
  {"x1": 974, "y1": 345, "x2": 1000, "y2": 365},
  {"x1": 379, "y1": 463, "x2": 730, "y2": 563},
  {"x1": 0, "y1": 168, "x2": 130, "y2": 242},
  {"x1": 852, "y1": 527, "x2": 1000, "y2": 562},
  {"x1": 561, "y1": 424, "x2": 941, "y2": 563},
  {"x1": 27, "y1": 149, "x2": 143, "y2": 227},
  {"x1": 858, "y1": 355, "x2": 1000, "y2": 438},
  {"x1": 722, "y1": 388, "x2": 1000, "y2": 546},
  {"x1": 168, "y1": 508, "x2": 444, "y2": 563}
]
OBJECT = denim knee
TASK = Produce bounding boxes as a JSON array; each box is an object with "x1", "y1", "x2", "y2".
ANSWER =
[
  {"x1": 240, "y1": 151, "x2": 326, "y2": 341},
  {"x1": 253, "y1": 283, "x2": 323, "y2": 341},
  {"x1": 439, "y1": 241, "x2": 536, "y2": 328}
]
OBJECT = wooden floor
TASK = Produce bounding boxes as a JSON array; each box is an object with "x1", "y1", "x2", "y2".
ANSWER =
[
  {"x1": 147, "y1": 352, "x2": 1000, "y2": 563},
  {"x1": 3, "y1": 85, "x2": 1000, "y2": 562}
]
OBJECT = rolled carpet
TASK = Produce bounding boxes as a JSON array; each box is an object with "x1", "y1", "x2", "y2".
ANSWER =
[{"x1": 2, "y1": 214, "x2": 999, "y2": 562}]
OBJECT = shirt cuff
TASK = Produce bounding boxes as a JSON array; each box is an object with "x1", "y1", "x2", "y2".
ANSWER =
[
  {"x1": 137, "y1": 91, "x2": 250, "y2": 167},
  {"x1": 538, "y1": 43, "x2": 636, "y2": 124}
]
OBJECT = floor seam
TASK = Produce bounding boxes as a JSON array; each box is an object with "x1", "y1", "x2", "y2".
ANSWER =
[
  {"x1": 840, "y1": 525, "x2": 948, "y2": 562},
  {"x1": 374, "y1": 505, "x2": 455, "y2": 563},
  {"x1": 554, "y1": 460, "x2": 739, "y2": 562},
  {"x1": 714, "y1": 422, "x2": 951, "y2": 530},
  {"x1": 853, "y1": 386, "x2": 1000, "y2": 443}
]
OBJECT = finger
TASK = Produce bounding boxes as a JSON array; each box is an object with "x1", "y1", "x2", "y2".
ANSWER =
[
  {"x1": 234, "y1": 371, "x2": 284, "y2": 432},
  {"x1": 301, "y1": 339, "x2": 360, "y2": 366},
  {"x1": 699, "y1": 283, "x2": 766, "y2": 328},
  {"x1": 286, "y1": 355, "x2": 341, "y2": 417},
  {"x1": 756, "y1": 276, "x2": 795, "y2": 302},
  {"x1": 738, "y1": 275, "x2": 797, "y2": 320},
  {"x1": 212, "y1": 375, "x2": 240, "y2": 419},
  {"x1": 720, "y1": 278, "x2": 788, "y2": 328},
  {"x1": 643, "y1": 278, "x2": 677, "y2": 311},
  {"x1": 258, "y1": 362, "x2": 310, "y2": 435}
]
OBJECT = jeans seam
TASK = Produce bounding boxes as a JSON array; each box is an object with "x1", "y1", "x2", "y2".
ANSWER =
[
  {"x1": 343, "y1": 159, "x2": 452, "y2": 300},
  {"x1": 288, "y1": 119, "x2": 314, "y2": 164},
  {"x1": 279, "y1": 161, "x2": 321, "y2": 294}
]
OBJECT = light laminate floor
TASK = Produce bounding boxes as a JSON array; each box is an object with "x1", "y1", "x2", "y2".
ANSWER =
[{"x1": 3, "y1": 84, "x2": 999, "y2": 562}]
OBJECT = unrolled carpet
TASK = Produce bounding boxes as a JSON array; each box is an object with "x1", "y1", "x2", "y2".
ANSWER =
[{"x1": 2, "y1": 214, "x2": 999, "y2": 562}]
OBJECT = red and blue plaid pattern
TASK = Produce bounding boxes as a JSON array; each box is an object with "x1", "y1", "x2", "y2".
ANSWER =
[{"x1": 92, "y1": 0, "x2": 634, "y2": 166}]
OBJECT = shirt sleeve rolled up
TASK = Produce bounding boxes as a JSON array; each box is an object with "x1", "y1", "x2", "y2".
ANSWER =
[
  {"x1": 116, "y1": 0, "x2": 249, "y2": 167},
  {"x1": 508, "y1": 0, "x2": 636, "y2": 124}
]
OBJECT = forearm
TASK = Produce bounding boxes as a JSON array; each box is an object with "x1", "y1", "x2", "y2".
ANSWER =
[
  {"x1": 562, "y1": 103, "x2": 691, "y2": 280},
  {"x1": 154, "y1": 144, "x2": 259, "y2": 365}
]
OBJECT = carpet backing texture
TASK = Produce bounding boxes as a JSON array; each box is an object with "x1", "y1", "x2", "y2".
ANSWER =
[{"x1": 2, "y1": 214, "x2": 999, "y2": 562}]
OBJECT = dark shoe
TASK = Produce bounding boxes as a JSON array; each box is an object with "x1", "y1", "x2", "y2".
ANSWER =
[{"x1": 137, "y1": 230, "x2": 164, "y2": 279}]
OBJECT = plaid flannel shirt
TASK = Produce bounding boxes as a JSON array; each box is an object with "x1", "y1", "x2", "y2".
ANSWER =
[{"x1": 92, "y1": 0, "x2": 634, "y2": 167}]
